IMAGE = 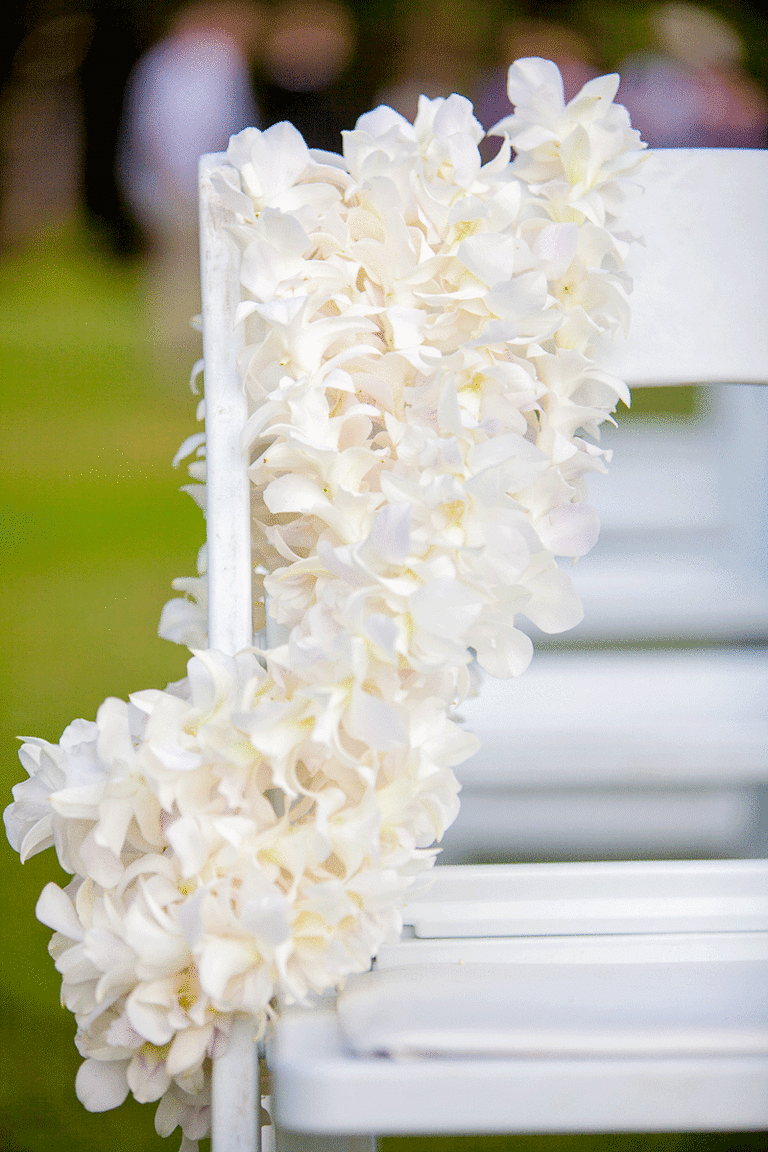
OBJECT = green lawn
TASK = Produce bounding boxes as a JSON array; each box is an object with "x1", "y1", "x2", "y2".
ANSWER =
[
  {"x1": 0, "y1": 223, "x2": 202, "y2": 1152},
  {"x1": 0, "y1": 224, "x2": 762, "y2": 1152}
]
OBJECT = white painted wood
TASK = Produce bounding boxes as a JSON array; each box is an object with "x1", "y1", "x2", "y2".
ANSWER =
[
  {"x1": 440, "y1": 648, "x2": 768, "y2": 862},
  {"x1": 338, "y1": 960, "x2": 768, "y2": 1058},
  {"x1": 200, "y1": 154, "x2": 260, "y2": 1152},
  {"x1": 375, "y1": 930, "x2": 768, "y2": 968},
  {"x1": 199, "y1": 153, "x2": 252, "y2": 657},
  {"x1": 201, "y1": 147, "x2": 768, "y2": 1143},
  {"x1": 602, "y1": 149, "x2": 768, "y2": 388},
  {"x1": 266, "y1": 149, "x2": 768, "y2": 1141},
  {"x1": 563, "y1": 151, "x2": 768, "y2": 642},
  {"x1": 566, "y1": 154, "x2": 768, "y2": 646},
  {"x1": 456, "y1": 650, "x2": 768, "y2": 787},
  {"x1": 272, "y1": 865, "x2": 768, "y2": 1134},
  {"x1": 212, "y1": 1017, "x2": 261, "y2": 1152},
  {"x1": 271, "y1": 1010, "x2": 768, "y2": 1134},
  {"x1": 437, "y1": 155, "x2": 768, "y2": 864},
  {"x1": 398, "y1": 860, "x2": 768, "y2": 937},
  {"x1": 568, "y1": 387, "x2": 768, "y2": 642}
]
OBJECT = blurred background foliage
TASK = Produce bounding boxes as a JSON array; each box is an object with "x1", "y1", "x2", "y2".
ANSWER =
[{"x1": 1, "y1": 0, "x2": 766, "y2": 1149}]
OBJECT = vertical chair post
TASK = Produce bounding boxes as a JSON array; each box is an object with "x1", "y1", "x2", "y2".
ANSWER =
[
  {"x1": 199, "y1": 153, "x2": 261, "y2": 1152},
  {"x1": 199, "y1": 153, "x2": 253, "y2": 658}
]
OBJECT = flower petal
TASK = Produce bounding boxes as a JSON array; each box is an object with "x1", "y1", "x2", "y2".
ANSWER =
[{"x1": 75, "y1": 1058, "x2": 130, "y2": 1112}]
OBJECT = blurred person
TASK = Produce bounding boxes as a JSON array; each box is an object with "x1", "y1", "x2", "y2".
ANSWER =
[
  {"x1": 79, "y1": 0, "x2": 152, "y2": 256},
  {"x1": 258, "y1": 0, "x2": 361, "y2": 152},
  {"x1": 118, "y1": 1, "x2": 265, "y2": 367},
  {"x1": 0, "y1": 5, "x2": 94, "y2": 250},
  {"x1": 616, "y1": 2, "x2": 767, "y2": 147},
  {"x1": 376, "y1": 0, "x2": 501, "y2": 122}
]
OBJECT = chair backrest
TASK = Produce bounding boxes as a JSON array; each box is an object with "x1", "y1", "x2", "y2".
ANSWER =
[
  {"x1": 199, "y1": 150, "x2": 768, "y2": 873},
  {"x1": 198, "y1": 147, "x2": 768, "y2": 1150},
  {"x1": 440, "y1": 149, "x2": 767, "y2": 864},
  {"x1": 576, "y1": 147, "x2": 768, "y2": 645},
  {"x1": 602, "y1": 149, "x2": 767, "y2": 388},
  {"x1": 199, "y1": 145, "x2": 768, "y2": 653}
]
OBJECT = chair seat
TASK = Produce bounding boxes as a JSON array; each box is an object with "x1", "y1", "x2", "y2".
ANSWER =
[
  {"x1": 337, "y1": 962, "x2": 768, "y2": 1058},
  {"x1": 271, "y1": 1010, "x2": 768, "y2": 1135},
  {"x1": 270, "y1": 862, "x2": 768, "y2": 1137},
  {"x1": 394, "y1": 860, "x2": 768, "y2": 935}
]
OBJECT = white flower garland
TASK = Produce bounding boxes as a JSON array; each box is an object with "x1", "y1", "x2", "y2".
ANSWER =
[{"x1": 4, "y1": 59, "x2": 645, "y2": 1151}]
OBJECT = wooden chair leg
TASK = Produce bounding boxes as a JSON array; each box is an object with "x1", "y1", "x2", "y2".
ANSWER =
[{"x1": 212, "y1": 1018, "x2": 261, "y2": 1152}]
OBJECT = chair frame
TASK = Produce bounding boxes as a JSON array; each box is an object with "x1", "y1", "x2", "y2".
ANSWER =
[{"x1": 197, "y1": 147, "x2": 768, "y2": 1152}]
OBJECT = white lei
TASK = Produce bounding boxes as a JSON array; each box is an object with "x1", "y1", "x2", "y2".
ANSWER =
[{"x1": 5, "y1": 59, "x2": 645, "y2": 1150}]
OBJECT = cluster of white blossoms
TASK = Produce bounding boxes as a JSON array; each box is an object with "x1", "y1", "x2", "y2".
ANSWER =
[
  {"x1": 6, "y1": 648, "x2": 467, "y2": 1148},
  {"x1": 5, "y1": 59, "x2": 644, "y2": 1151}
]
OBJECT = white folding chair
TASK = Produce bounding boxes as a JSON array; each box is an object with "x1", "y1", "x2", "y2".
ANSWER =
[
  {"x1": 273, "y1": 860, "x2": 768, "y2": 1147},
  {"x1": 441, "y1": 147, "x2": 768, "y2": 867},
  {"x1": 197, "y1": 148, "x2": 768, "y2": 1151}
]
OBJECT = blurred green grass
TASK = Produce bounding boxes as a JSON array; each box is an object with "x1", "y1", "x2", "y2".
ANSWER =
[
  {"x1": 0, "y1": 225, "x2": 762, "y2": 1152},
  {"x1": 0, "y1": 223, "x2": 202, "y2": 1152}
]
